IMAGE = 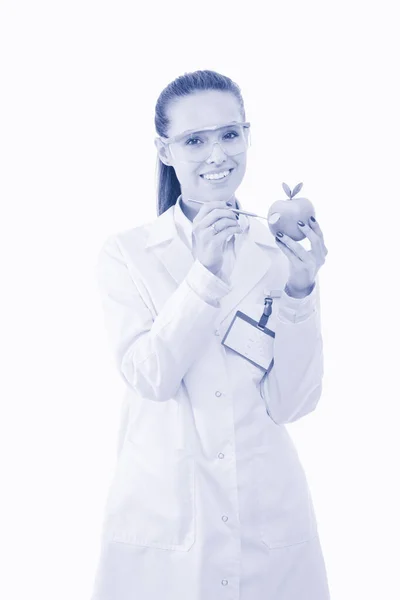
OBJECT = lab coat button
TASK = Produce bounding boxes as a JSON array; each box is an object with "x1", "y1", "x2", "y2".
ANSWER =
[
  {"x1": 222, "y1": 515, "x2": 228, "y2": 522},
  {"x1": 215, "y1": 390, "x2": 222, "y2": 397},
  {"x1": 214, "y1": 329, "x2": 220, "y2": 336},
  {"x1": 221, "y1": 579, "x2": 228, "y2": 586},
  {"x1": 218, "y1": 453, "x2": 225, "y2": 459}
]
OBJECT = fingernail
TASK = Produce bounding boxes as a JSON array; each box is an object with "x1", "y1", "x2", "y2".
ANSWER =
[
  {"x1": 276, "y1": 231, "x2": 284, "y2": 237},
  {"x1": 297, "y1": 220, "x2": 305, "y2": 226},
  {"x1": 310, "y1": 216, "x2": 316, "y2": 222}
]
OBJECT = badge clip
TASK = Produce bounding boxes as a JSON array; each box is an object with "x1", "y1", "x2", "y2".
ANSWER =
[{"x1": 258, "y1": 296, "x2": 273, "y2": 330}]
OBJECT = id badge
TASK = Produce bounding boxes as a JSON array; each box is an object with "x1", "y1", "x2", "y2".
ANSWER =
[{"x1": 221, "y1": 292, "x2": 280, "y2": 375}]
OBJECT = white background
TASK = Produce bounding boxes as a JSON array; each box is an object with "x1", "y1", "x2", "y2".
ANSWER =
[{"x1": 1, "y1": 1, "x2": 399, "y2": 598}]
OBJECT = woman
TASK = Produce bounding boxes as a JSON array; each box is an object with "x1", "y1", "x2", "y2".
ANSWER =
[{"x1": 91, "y1": 70, "x2": 330, "y2": 600}]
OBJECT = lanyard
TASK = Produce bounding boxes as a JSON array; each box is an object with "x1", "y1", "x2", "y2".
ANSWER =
[{"x1": 258, "y1": 296, "x2": 273, "y2": 330}]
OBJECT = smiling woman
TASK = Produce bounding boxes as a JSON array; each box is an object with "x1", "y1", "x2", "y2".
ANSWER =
[
  {"x1": 92, "y1": 69, "x2": 330, "y2": 600},
  {"x1": 154, "y1": 74, "x2": 250, "y2": 217}
]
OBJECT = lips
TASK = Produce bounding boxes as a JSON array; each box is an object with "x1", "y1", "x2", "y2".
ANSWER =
[{"x1": 200, "y1": 168, "x2": 234, "y2": 178}]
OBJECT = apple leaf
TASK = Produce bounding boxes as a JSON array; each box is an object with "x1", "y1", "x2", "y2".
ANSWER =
[
  {"x1": 292, "y1": 182, "x2": 303, "y2": 197},
  {"x1": 282, "y1": 182, "x2": 292, "y2": 198}
]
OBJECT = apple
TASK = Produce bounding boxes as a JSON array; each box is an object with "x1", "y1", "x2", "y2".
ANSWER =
[{"x1": 267, "y1": 182, "x2": 316, "y2": 241}]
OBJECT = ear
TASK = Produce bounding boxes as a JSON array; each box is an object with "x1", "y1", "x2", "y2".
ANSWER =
[{"x1": 154, "y1": 137, "x2": 173, "y2": 167}]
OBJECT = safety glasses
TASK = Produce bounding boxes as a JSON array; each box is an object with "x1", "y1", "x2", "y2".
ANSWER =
[{"x1": 158, "y1": 121, "x2": 251, "y2": 163}]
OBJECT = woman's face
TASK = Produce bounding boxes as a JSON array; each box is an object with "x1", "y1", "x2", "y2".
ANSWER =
[{"x1": 157, "y1": 90, "x2": 248, "y2": 205}]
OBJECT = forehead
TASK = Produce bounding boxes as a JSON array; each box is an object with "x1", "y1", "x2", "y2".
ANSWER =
[{"x1": 166, "y1": 90, "x2": 242, "y2": 137}]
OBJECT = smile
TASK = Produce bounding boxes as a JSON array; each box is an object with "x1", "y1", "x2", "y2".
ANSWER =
[{"x1": 200, "y1": 168, "x2": 234, "y2": 181}]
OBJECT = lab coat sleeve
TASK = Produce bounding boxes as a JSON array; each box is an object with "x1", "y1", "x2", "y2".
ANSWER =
[
  {"x1": 261, "y1": 276, "x2": 324, "y2": 424},
  {"x1": 96, "y1": 234, "x2": 232, "y2": 402}
]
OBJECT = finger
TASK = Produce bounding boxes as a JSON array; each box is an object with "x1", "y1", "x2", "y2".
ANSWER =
[
  {"x1": 201, "y1": 209, "x2": 239, "y2": 229},
  {"x1": 297, "y1": 220, "x2": 320, "y2": 246},
  {"x1": 307, "y1": 217, "x2": 328, "y2": 253},
  {"x1": 275, "y1": 237, "x2": 303, "y2": 265},
  {"x1": 275, "y1": 232, "x2": 309, "y2": 262},
  {"x1": 213, "y1": 224, "x2": 242, "y2": 244},
  {"x1": 296, "y1": 221, "x2": 326, "y2": 262},
  {"x1": 212, "y1": 216, "x2": 241, "y2": 231}
]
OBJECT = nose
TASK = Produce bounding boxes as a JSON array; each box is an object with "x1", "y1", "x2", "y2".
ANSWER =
[{"x1": 206, "y1": 142, "x2": 227, "y2": 165}]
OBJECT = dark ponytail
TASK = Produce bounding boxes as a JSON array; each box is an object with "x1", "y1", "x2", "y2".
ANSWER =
[{"x1": 154, "y1": 69, "x2": 246, "y2": 216}]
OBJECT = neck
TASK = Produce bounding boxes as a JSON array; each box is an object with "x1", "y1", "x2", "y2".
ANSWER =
[{"x1": 180, "y1": 193, "x2": 238, "y2": 222}]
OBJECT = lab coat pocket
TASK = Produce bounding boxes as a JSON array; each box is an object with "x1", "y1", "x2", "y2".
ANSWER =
[
  {"x1": 102, "y1": 439, "x2": 196, "y2": 551},
  {"x1": 255, "y1": 442, "x2": 318, "y2": 549}
]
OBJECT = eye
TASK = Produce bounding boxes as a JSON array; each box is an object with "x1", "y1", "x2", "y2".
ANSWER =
[
  {"x1": 185, "y1": 136, "x2": 202, "y2": 146},
  {"x1": 223, "y1": 130, "x2": 240, "y2": 140}
]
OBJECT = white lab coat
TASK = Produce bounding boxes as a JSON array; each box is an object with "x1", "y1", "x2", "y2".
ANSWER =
[{"x1": 90, "y1": 202, "x2": 330, "y2": 600}]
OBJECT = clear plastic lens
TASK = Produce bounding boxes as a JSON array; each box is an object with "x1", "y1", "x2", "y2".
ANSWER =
[{"x1": 169, "y1": 124, "x2": 249, "y2": 163}]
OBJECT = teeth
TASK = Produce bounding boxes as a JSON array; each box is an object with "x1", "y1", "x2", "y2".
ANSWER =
[{"x1": 203, "y1": 170, "x2": 230, "y2": 180}]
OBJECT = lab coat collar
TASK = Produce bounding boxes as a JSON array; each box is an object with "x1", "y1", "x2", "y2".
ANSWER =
[{"x1": 144, "y1": 197, "x2": 278, "y2": 325}]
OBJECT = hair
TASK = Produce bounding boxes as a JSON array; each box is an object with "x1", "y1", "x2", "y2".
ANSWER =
[{"x1": 154, "y1": 69, "x2": 246, "y2": 216}]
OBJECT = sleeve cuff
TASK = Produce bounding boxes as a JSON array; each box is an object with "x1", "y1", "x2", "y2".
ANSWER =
[
  {"x1": 186, "y1": 258, "x2": 232, "y2": 307},
  {"x1": 278, "y1": 282, "x2": 318, "y2": 323}
]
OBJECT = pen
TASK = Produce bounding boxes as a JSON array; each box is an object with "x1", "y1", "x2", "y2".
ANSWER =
[{"x1": 187, "y1": 198, "x2": 270, "y2": 222}]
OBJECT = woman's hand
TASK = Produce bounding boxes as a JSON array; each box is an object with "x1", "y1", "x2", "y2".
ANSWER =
[
  {"x1": 192, "y1": 199, "x2": 241, "y2": 276},
  {"x1": 275, "y1": 217, "x2": 328, "y2": 297}
]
